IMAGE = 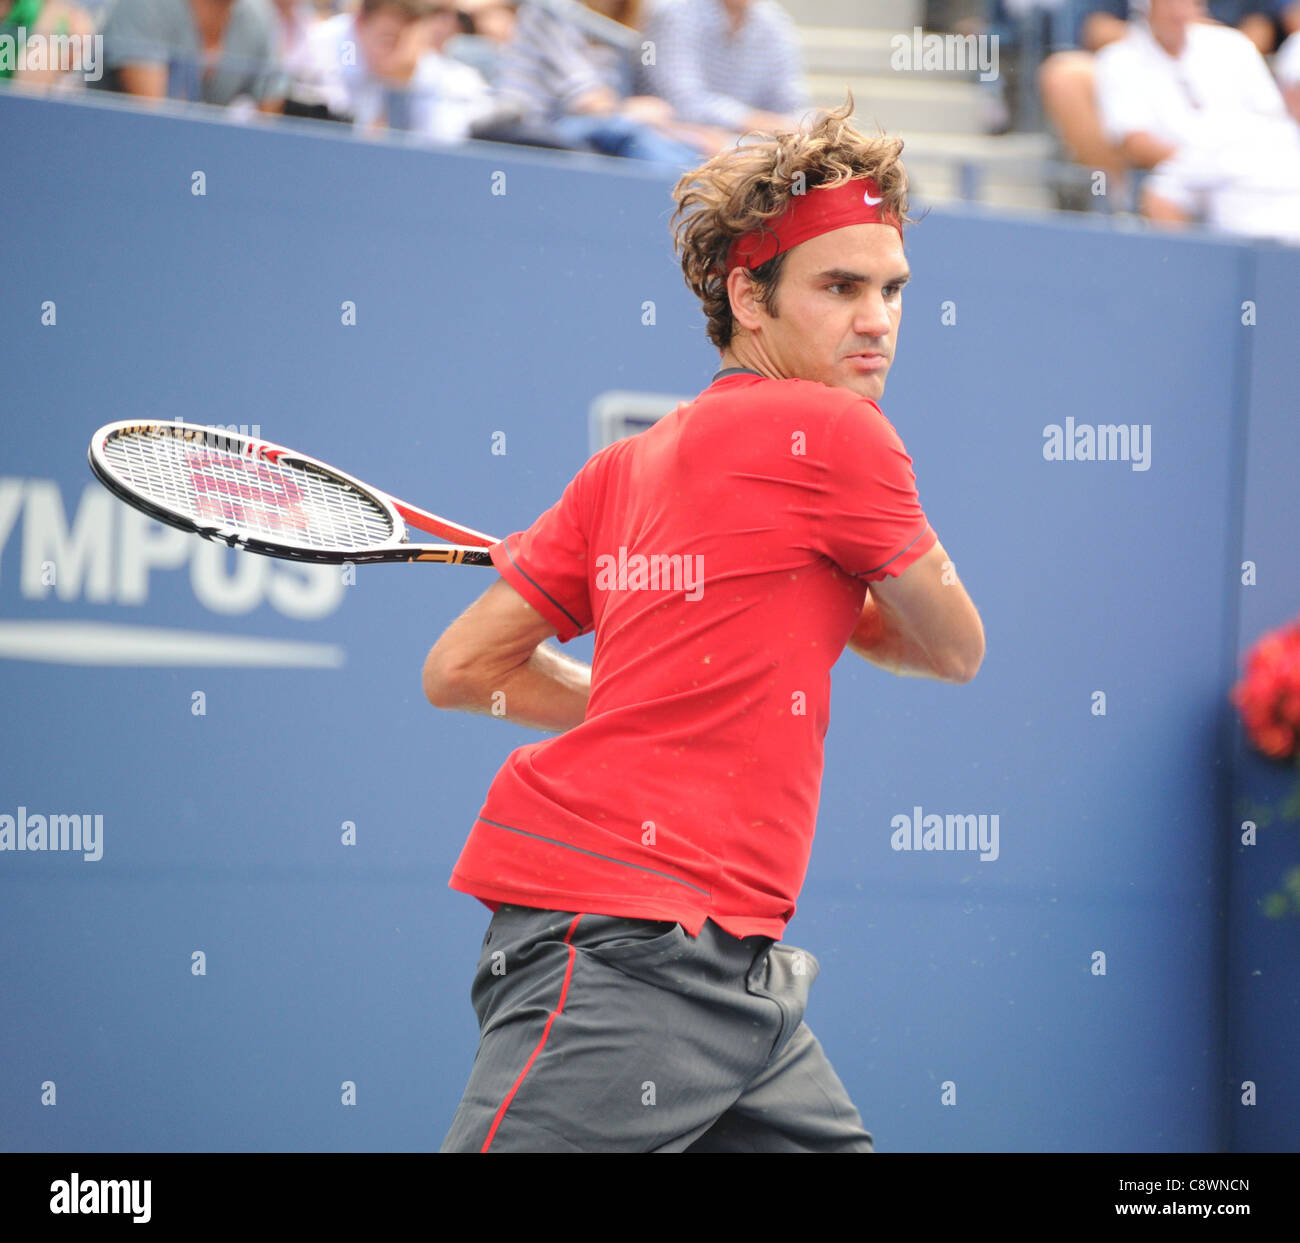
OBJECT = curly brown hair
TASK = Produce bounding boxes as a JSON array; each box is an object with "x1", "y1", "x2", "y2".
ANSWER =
[{"x1": 670, "y1": 97, "x2": 913, "y2": 351}]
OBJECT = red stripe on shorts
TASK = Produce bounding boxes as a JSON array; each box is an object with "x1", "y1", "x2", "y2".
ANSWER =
[{"x1": 480, "y1": 912, "x2": 584, "y2": 1152}]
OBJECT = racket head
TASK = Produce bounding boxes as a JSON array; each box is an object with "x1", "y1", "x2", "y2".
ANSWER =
[{"x1": 88, "y1": 420, "x2": 414, "y2": 563}]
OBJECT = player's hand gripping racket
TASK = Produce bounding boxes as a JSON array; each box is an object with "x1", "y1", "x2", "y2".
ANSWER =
[{"x1": 88, "y1": 420, "x2": 498, "y2": 565}]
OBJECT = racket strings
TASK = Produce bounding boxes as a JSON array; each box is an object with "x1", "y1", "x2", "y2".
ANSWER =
[{"x1": 102, "y1": 428, "x2": 396, "y2": 551}]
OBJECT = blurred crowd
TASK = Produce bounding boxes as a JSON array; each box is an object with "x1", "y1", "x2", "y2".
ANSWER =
[
  {"x1": 1034, "y1": 0, "x2": 1300, "y2": 237},
  {"x1": 3, "y1": 0, "x2": 1298, "y2": 239},
  {"x1": 0, "y1": 0, "x2": 812, "y2": 167}
]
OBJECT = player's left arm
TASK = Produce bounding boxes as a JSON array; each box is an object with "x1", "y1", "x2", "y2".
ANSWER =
[{"x1": 422, "y1": 577, "x2": 592, "y2": 732}]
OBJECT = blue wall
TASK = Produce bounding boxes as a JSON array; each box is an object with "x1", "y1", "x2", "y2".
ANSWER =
[
  {"x1": 1225, "y1": 245, "x2": 1300, "y2": 1153},
  {"x1": 1, "y1": 92, "x2": 1296, "y2": 1152}
]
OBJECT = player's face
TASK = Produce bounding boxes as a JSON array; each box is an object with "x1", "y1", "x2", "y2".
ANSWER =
[{"x1": 760, "y1": 224, "x2": 909, "y2": 403}]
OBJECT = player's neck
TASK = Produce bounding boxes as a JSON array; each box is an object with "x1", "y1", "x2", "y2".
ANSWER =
[{"x1": 718, "y1": 345, "x2": 782, "y2": 383}]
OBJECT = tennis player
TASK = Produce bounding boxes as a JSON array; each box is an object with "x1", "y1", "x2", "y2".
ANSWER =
[{"x1": 425, "y1": 99, "x2": 985, "y2": 1153}]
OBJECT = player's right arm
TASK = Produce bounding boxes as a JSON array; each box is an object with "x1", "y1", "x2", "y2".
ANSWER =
[
  {"x1": 846, "y1": 538, "x2": 984, "y2": 683},
  {"x1": 811, "y1": 390, "x2": 983, "y2": 684}
]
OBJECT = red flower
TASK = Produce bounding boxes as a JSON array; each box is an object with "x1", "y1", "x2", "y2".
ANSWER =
[{"x1": 1233, "y1": 617, "x2": 1300, "y2": 761}]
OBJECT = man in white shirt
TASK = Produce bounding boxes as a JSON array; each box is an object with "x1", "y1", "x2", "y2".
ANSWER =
[
  {"x1": 1095, "y1": 0, "x2": 1300, "y2": 240},
  {"x1": 295, "y1": 0, "x2": 493, "y2": 142}
]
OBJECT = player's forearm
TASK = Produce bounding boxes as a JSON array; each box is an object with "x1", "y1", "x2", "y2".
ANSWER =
[
  {"x1": 437, "y1": 643, "x2": 591, "y2": 732},
  {"x1": 846, "y1": 594, "x2": 958, "y2": 681}
]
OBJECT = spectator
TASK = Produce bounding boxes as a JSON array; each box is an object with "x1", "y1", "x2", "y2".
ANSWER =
[
  {"x1": 292, "y1": 0, "x2": 494, "y2": 141},
  {"x1": 422, "y1": 0, "x2": 464, "y2": 53},
  {"x1": 1070, "y1": 0, "x2": 1131, "y2": 50},
  {"x1": 462, "y1": 0, "x2": 515, "y2": 41},
  {"x1": 1040, "y1": 1, "x2": 1149, "y2": 179},
  {"x1": 1041, "y1": 0, "x2": 1300, "y2": 175},
  {"x1": 269, "y1": 0, "x2": 318, "y2": 81},
  {"x1": 0, "y1": 0, "x2": 97, "y2": 87},
  {"x1": 637, "y1": 0, "x2": 810, "y2": 142},
  {"x1": 1094, "y1": 0, "x2": 1300, "y2": 239},
  {"x1": 491, "y1": 0, "x2": 701, "y2": 164},
  {"x1": 1277, "y1": 29, "x2": 1300, "y2": 120},
  {"x1": 445, "y1": 0, "x2": 515, "y2": 81},
  {"x1": 1211, "y1": 0, "x2": 1300, "y2": 54},
  {"x1": 92, "y1": 0, "x2": 285, "y2": 111}
]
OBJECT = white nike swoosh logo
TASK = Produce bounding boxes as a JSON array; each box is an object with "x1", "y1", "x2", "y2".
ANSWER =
[{"x1": 863, "y1": 191, "x2": 884, "y2": 206}]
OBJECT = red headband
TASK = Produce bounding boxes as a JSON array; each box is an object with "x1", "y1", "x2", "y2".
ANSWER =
[{"x1": 725, "y1": 178, "x2": 902, "y2": 272}]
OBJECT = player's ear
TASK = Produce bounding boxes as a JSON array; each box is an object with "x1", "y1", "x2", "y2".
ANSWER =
[{"x1": 727, "y1": 266, "x2": 767, "y2": 334}]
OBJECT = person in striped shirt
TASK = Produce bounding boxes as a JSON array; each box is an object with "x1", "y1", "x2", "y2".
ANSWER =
[
  {"x1": 492, "y1": 0, "x2": 702, "y2": 164},
  {"x1": 637, "y1": 0, "x2": 811, "y2": 148}
]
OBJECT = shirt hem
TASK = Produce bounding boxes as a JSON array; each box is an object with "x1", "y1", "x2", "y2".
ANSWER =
[{"x1": 448, "y1": 876, "x2": 789, "y2": 940}]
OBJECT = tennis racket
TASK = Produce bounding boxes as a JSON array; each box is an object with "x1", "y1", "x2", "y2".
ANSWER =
[{"x1": 88, "y1": 420, "x2": 498, "y2": 565}]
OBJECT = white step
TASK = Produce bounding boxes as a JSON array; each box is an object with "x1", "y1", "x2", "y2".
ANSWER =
[
  {"x1": 782, "y1": 0, "x2": 923, "y2": 29},
  {"x1": 810, "y1": 73, "x2": 996, "y2": 134},
  {"x1": 910, "y1": 166, "x2": 1059, "y2": 212},
  {"x1": 799, "y1": 26, "x2": 975, "y2": 78},
  {"x1": 901, "y1": 132, "x2": 1065, "y2": 212},
  {"x1": 902, "y1": 130, "x2": 1057, "y2": 161}
]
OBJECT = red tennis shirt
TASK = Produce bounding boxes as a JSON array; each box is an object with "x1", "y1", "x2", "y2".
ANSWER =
[{"x1": 448, "y1": 369, "x2": 936, "y2": 939}]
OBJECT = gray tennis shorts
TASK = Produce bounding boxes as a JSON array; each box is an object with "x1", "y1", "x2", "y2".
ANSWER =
[{"x1": 440, "y1": 903, "x2": 875, "y2": 1152}]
